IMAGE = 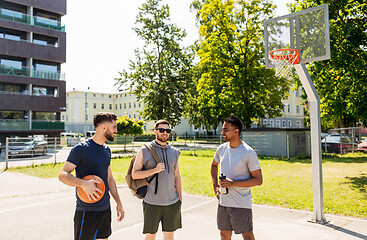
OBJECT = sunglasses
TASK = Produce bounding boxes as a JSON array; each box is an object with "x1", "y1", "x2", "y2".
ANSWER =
[{"x1": 155, "y1": 128, "x2": 172, "y2": 133}]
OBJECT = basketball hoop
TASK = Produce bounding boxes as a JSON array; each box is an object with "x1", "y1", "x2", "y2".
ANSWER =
[{"x1": 269, "y1": 49, "x2": 300, "y2": 78}]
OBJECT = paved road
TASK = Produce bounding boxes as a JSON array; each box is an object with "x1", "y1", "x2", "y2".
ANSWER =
[{"x1": 0, "y1": 171, "x2": 366, "y2": 240}]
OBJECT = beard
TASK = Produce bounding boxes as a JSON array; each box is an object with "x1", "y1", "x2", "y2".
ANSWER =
[
  {"x1": 104, "y1": 131, "x2": 115, "y2": 141},
  {"x1": 157, "y1": 134, "x2": 169, "y2": 143}
]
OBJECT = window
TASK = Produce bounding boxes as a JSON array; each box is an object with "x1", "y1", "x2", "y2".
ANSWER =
[
  {"x1": 128, "y1": 114, "x2": 131, "y2": 118},
  {"x1": 129, "y1": 103, "x2": 131, "y2": 108},
  {"x1": 32, "y1": 85, "x2": 58, "y2": 97},
  {"x1": 109, "y1": 95, "x2": 111, "y2": 98},
  {"x1": 85, "y1": 115, "x2": 88, "y2": 121},
  {"x1": 66, "y1": 115, "x2": 68, "y2": 121},
  {"x1": 296, "y1": 105, "x2": 300, "y2": 114},
  {"x1": 263, "y1": 119, "x2": 268, "y2": 126},
  {"x1": 124, "y1": 103, "x2": 126, "y2": 109},
  {"x1": 85, "y1": 103, "x2": 88, "y2": 109},
  {"x1": 109, "y1": 104, "x2": 112, "y2": 110},
  {"x1": 288, "y1": 121, "x2": 292, "y2": 127},
  {"x1": 133, "y1": 114, "x2": 136, "y2": 118},
  {"x1": 33, "y1": 34, "x2": 58, "y2": 47},
  {"x1": 193, "y1": 126, "x2": 199, "y2": 132},
  {"x1": 138, "y1": 116, "x2": 141, "y2": 120},
  {"x1": 201, "y1": 126, "x2": 205, "y2": 131},
  {"x1": 93, "y1": 103, "x2": 96, "y2": 109},
  {"x1": 62, "y1": 115, "x2": 64, "y2": 120},
  {"x1": 270, "y1": 120, "x2": 274, "y2": 127},
  {"x1": 295, "y1": 89, "x2": 300, "y2": 97},
  {"x1": 276, "y1": 120, "x2": 280, "y2": 127},
  {"x1": 101, "y1": 104, "x2": 104, "y2": 109},
  {"x1": 125, "y1": 94, "x2": 127, "y2": 97},
  {"x1": 282, "y1": 120, "x2": 286, "y2": 127},
  {"x1": 287, "y1": 104, "x2": 291, "y2": 113},
  {"x1": 93, "y1": 94, "x2": 96, "y2": 97},
  {"x1": 139, "y1": 103, "x2": 141, "y2": 108},
  {"x1": 120, "y1": 104, "x2": 122, "y2": 109},
  {"x1": 115, "y1": 104, "x2": 117, "y2": 110},
  {"x1": 101, "y1": 94, "x2": 104, "y2": 98},
  {"x1": 134, "y1": 102, "x2": 136, "y2": 108},
  {"x1": 296, "y1": 121, "x2": 301, "y2": 128}
]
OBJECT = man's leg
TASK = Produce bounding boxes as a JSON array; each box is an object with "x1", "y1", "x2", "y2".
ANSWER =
[
  {"x1": 242, "y1": 231, "x2": 255, "y2": 240},
  {"x1": 163, "y1": 231, "x2": 174, "y2": 240},
  {"x1": 145, "y1": 233, "x2": 157, "y2": 240},
  {"x1": 220, "y1": 230, "x2": 232, "y2": 240}
]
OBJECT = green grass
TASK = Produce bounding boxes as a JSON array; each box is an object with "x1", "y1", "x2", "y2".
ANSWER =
[{"x1": 8, "y1": 150, "x2": 367, "y2": 218}]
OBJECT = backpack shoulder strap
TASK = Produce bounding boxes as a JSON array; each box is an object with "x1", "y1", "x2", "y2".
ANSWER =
[{"x1": 145, "y1": 143, "x2": 161, "y2": 164}]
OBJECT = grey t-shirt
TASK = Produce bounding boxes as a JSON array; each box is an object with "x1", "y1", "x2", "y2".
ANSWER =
[
  {"x1": 142, "y1": 141, "x2": 180, "y2": 206},
  {"x1": 214, "y1": 141, "x2": 261, "y2": 209}
]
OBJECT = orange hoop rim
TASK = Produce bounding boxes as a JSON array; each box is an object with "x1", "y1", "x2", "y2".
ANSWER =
[{"x1": 269, "y1": 48, "x2": 300, "y2": 64}]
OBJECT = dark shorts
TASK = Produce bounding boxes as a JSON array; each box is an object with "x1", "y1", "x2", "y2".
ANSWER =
[
  {"x1": 74, "y1": 208, "x2": 112, "y2": 240},
  {"x1": 143, "y1": 200, "x2": 182, "y2": 234},
  {"x1": 217, "y1": 204, "x2": 253, "y2": 234}
]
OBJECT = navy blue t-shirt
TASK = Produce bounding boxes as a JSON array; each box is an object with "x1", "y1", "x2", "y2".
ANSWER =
[{"x1": 67, "y1": 139, "x2": 111, "y2": 211}]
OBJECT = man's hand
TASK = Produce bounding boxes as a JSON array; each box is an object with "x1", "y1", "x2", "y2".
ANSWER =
[
  {"x1": 154, "y1": 163, "x2": 165, "y2": 173},
  {"x1": 116, "y1": 202, "x2": 125, "y2": 222},
  {"x1": 213, "y1": 184, "x2": 220, "y2": 199},
  {"x1": 219, "y1": 178, "x2": 234, "y2": 188},
  {"x1": 81, "y1": 179, "x2": 103, "y2": 202}
]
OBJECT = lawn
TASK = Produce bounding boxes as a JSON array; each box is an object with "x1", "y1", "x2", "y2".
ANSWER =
[{"x1": 8, "y1": 150, "x2": 367, "y2": 218}]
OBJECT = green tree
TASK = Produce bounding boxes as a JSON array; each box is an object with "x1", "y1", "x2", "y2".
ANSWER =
[
  {"x1": 115, "y1": 0, "x2": 194, "y2": 127},
  {"x1": 194, "y1": 0, "x2": 290, "y2": 128},
  {"x1": 116, "y1": 116, "x2": 145, "y2": 151},
  {"x1": 289, "y1": 0, "x2": 367, "y2": 127}
]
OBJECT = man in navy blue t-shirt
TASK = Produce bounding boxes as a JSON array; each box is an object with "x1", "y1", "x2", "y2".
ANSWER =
[{"x1": 59, "y1": 112, "x2": 124, "y2": 240}]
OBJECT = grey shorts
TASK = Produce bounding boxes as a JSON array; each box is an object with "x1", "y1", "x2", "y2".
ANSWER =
[{"x1": 217, "y1": 204, "x2": 253, "y2": 234}]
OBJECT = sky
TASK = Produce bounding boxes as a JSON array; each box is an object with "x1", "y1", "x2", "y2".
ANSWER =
[{"x1": 62, "y1": 0, "x2": 293, "y2": 92}]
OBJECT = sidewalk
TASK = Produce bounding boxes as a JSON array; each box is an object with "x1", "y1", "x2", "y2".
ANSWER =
[{"x1": 0, "y1": 171, "x2": 366, "y2": 240}]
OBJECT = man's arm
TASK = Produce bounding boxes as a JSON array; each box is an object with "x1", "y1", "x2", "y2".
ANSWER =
[
  {"x1": 107, "y1": 166, "x2": 124, "y2": 222},
  {"x1": 174, "y1": 161, "x2": 182, "y2": 202},
  {"x1": 131, "y1": 148, "x2": 165, "y2": 180},
  {"x1": 219, "y1": 169, "x2": 263, "y2": 188},
  {"x1": 58, "y1": 161, "x2": 102, "y2": 202},
  {"x1": 211, "y1": 159, "x2": 220, "y2": 199}
]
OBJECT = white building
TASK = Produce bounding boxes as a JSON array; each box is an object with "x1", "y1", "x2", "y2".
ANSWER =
[{"x1": 61, "y1": 87, "x2": 304, "y2": 136}]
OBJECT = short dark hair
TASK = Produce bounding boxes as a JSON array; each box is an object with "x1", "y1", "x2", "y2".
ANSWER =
[
  {"x1": 93, "y1": 112, "x2": 117, "y2": 128},
  {"x1": 224, "y1": 116, "x2": 243, "y2": 134},
  {"x1": 154, "y1": 119, "x2": 170, "y2": 129}
]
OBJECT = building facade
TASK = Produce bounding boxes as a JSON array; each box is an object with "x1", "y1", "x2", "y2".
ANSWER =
[
  {"x1": 0, "y1": 0, "x2": 66, "y2": 143},
  {"x1": 62, "y1": 87, "x2": 305, "y2": 136}
]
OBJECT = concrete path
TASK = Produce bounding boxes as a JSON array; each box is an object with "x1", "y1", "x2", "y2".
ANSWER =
[{"x1": 0, "y1": 171, "x2": 366, "y2": 240}]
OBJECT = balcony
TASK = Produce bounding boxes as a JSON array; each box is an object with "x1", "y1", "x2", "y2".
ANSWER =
[
  {"x1": 0, "y1": 119, "x2": 64, "y2": 130},
  {"x1": 0, "y1": 9, "x2": 30, "y2": 24},
  {"x1": 0, "y1": 8, "x2": 65, "y2": 32},
  {"x1": 0, "y1": 65, "x2": 65, "y2": 80},
  {"x1": 33, "y1": 16, "x2": 65, "y2": 31}
]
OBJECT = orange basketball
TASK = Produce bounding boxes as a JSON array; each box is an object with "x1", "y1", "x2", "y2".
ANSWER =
[{"x1": 77, "y1": 175, "x2": 105, "y2": 204}]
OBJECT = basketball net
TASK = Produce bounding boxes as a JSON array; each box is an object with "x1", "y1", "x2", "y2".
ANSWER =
[{"x1": 269, "y1": 49, "x2": 300, "y2": 78}]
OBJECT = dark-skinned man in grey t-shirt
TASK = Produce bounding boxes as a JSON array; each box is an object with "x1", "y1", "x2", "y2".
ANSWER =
[{"x1": 211, "y1": 116, "x2": 263, "y2": 240}]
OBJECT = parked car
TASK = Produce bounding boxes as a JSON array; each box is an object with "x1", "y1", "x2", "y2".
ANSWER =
[
  {"x1": 357, "y1": 138, "x2": 367, "y2": 152},
  {"x1": 321, "y1": 134, "x2": 358, "y2": 154},
  {"x1": 8, "y1": 137, "x2": 48, "y2": 158}
]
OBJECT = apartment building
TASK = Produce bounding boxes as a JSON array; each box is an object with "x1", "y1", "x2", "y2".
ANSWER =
[
  {"x1": 0, "y1": 0, "x2": 66, "y2": 142},
  {"x1": 260, "y1": 87, "x2": 305, "y2": 128},
  {"x1": 62, "y1": 87, "x2": 305, "y2": 136},
  {"x1": 62, "y1": 89, "x2": 155, "y2": 135}
]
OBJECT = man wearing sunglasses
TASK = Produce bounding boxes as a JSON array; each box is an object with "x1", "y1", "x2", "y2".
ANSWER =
[{"x1": 132, "y1": 119, "x2": 182, "y2": 240}]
